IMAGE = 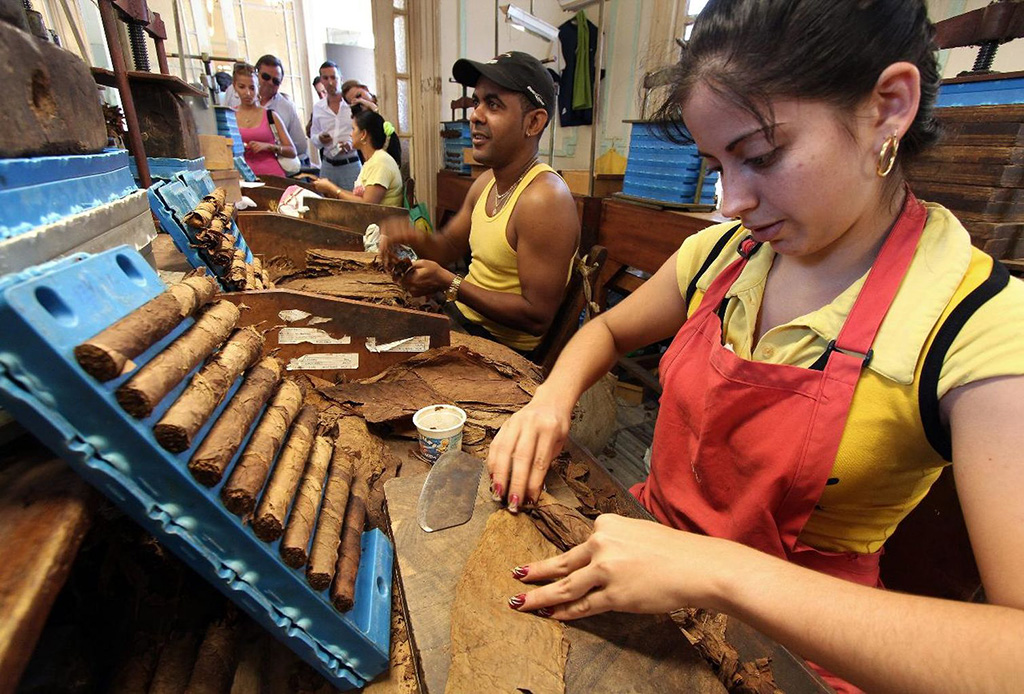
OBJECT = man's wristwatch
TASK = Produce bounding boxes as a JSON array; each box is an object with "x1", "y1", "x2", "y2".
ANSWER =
[{"x1": 445, "y1": 275, "x2": 463, "y2": 303}]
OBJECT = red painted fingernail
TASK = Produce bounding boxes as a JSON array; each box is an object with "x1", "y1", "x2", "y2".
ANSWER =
[
  {"x1": 536, "y1": 607, "x2": 553, "y2": 618},
  {"x1": 512, "y1": 565, "x2": 529, "y2": 580},
  {"x1": 491, "y1": 483, "x2": 503, "y2": 501},
  {"x1": 508, "y1": 594, "x2": 526, "y2": 609},
  {"x1": 508, "y1": 494, "x2": 520, "y2": 513}
]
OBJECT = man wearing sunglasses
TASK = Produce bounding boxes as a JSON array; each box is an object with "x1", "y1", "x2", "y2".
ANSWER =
[{"x1": 228, "y1": 54, "x2": 309, "y2": 167}]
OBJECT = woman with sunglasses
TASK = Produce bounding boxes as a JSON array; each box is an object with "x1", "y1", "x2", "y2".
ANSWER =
[
  {"x1": 489, "y1": 1, "x2": 1024, "y2": 692},
  {"x1": 232, "y1": 63, "x2": 297, "y2": 177}
]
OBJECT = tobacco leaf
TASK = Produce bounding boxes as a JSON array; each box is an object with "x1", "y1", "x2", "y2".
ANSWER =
[{"x1": 446, "y1": 510, "x2": 567, "y2": 694}]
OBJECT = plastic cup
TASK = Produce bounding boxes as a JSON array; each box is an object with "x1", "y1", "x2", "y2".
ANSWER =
[{"x1": 412, "y1": 404, "x2": 467, "y2": 462}]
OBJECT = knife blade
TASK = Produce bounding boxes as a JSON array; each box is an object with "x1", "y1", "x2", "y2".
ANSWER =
[{"x1": 417, "y1": 450, "x2": 484, "y2": 533}]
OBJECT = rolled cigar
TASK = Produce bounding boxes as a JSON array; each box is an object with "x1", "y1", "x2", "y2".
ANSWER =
[
  {"x1": 153, "y1": 327, "x2": 265, "y2": 452},
  {"x1": 331, "y1": 473, "x2": 369, "y2": 612},
  {"x1": 252, "y1": 404, "x2": 318, "y2": 541},
  {"x1": 217, "y1": 203, "x2": 235, "y2": 223},
  {"x1": 243, "y1": 262, "x2": 256, "y2": 291},
  {"x1": 210, "y1": 233, "x2": 237, "y2": 268},
  {"x1": 227, "y1": 249, "x2": 247, "y2": 289},
  {"x1": 228, "y1": 633, "x2": 263, "y2": 694},
  {"x1": 148, "y1": 631, "x2": 199, "y2": 694},
  {"x1": 206, "y1": 187, "x2": 226, "y2": 208},
  {"x1": 188, "y1": 357, "x2": 282, "y2": 486},
  {"x1": 306, "y1": 447, "x2": 353, "y2": 591},
  {"x1": 251, "y1": 257, "x2": 265, "y2": 290},
  {"x1": 115, "y1": 300, "x2": 240, "y2": 418},
  {"x1": 280, "y1": 435, "x2": 333, "y2": 568},
  {"x1": 183, "y1": 619, "x2": 238, "y2": 694},
  {"x1": 220, "y1": 379, "x2": 305, "y2": 515},
  {"x1": 74, "y1": 275, "x2": 218, "y2": 381},
  {"x1": 184, "y1": 202, "x2": 216, "y2": 229}
]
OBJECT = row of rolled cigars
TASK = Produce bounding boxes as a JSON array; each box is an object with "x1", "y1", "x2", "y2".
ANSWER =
[
  {"x1": 184, "y1": 187, "x2": 272, "y2": 291},
  {"x1": 73, "y1": 275, "x2": 367, "y2": 612}
]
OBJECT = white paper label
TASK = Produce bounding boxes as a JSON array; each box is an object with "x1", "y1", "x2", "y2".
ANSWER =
[
  {"x1": 279, "y1": 327, "x2": 352, "y2": 345},
  {"x1": 365, "y1": 336, "x2": 431, "y2": 353},
  {"x1": 278, "y1": 309, "x2": 311, "y2": 323},
  {"x1": 308, "y1": 316, "x2": 331, "y2": 325},
  {"x1": 286, "y1": 353, "x2": 359, "y2": 370}
]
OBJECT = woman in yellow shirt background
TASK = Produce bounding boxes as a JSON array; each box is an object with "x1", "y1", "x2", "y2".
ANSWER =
[{"x1": 313, "y1": 110, "x2": 403, "y2": 207}]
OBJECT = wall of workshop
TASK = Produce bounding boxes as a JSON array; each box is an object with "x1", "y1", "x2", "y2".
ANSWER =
[{"x1": 437, "y1": 0, "x2": 680, "y2": 174}]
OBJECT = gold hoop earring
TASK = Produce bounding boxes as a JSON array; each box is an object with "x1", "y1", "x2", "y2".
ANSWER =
[{"x1": 877, "y1": 133, "x2": 900, "y2": 178}]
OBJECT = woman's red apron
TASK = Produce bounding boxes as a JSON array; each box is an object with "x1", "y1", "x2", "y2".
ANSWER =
[{"x1": 631, "y1": 193, "x2": 927, "y2": 693}]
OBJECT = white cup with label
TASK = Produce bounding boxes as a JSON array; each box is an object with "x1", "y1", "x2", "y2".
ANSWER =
[{"x1": 413, "y1": 404, "x2": 467, "y2": 462}]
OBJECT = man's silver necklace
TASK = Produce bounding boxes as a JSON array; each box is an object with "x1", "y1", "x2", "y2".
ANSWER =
[{"x1": 492, "y1": 158, "x2": 538, "y2": 214}]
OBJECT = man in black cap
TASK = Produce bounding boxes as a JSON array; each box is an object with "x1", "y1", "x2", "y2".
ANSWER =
[{"x1": 380, "y1": 51, "x2": 580, "y2": 357}]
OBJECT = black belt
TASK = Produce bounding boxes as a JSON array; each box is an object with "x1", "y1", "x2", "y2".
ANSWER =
[{"x1": 320, "y1": 150, "x2": 360, "y2": 166}]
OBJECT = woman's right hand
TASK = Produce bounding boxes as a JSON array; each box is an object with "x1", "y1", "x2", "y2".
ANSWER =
[{"x1": 487, "y1": 386, "x2": 574, "y2": 512}]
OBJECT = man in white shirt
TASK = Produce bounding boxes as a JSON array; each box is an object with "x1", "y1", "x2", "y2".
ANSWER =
[
  {"x1": 309, "y1": 61, "x2": 361, "y2": 189},
  {"x1": 226, "y1": 55, "x2": 309, "y2": 166}
]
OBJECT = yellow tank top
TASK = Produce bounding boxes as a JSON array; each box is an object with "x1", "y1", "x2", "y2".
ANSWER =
[{"x1": 456, "y1": 163, "x2": 566, "y2": 351}]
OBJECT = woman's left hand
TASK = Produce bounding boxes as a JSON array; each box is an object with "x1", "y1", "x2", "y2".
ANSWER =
[
  {"x1": 510, "y1": 514, "x2": 749, "y2": 619},
  {"x1": 248, "y1": 141, "x2": 274, "y2": 154}
]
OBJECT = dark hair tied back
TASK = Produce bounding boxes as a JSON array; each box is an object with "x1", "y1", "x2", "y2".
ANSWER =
[
  {"x1": 652, "y1": 0, "x2": 941, "y2": 163},
  {"x1": 354, "y1": 110, "x2": 387, "y2": 150}
]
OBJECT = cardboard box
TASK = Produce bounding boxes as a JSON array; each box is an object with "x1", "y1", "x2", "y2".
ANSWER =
[{"x1": 199, "y1": 134, "x2": 235, "y2": 170}]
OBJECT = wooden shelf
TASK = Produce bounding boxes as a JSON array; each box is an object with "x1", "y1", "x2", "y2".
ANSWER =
[{"x1": 91, "y1": 67, "x2": 207, "y2": 98}]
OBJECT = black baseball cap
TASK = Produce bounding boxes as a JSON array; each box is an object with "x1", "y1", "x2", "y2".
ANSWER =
[{"x1": 452, "y1": 51, "x2": 555, "y2": 117}]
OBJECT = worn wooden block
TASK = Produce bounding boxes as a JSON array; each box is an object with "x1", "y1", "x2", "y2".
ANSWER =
[
  {"x1": 933, "y1": 105, "x2": 1024, "y2": 148},
  {"x1": 0, "y1": 20, "x2": 107, "y2": 157},
  {"x1": 913, "y1": 181, "x2": 1024, "y2": 222},
  {"x1": 129, "y1": 80, "x2": 201, "y2": 159}
]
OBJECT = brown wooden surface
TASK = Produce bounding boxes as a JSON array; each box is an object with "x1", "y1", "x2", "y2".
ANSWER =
[
  {"x1": 257, "y1": 174, "x2": 317, "y2": 192},
  {"x1": 436, "y1": 169, "x2": 476, "y2": 226},
  {"x1": 220, "y1": 289, "x2": 450, "y2": 382},
  {"x1": 90, "y1": 66, "x2": 207, "y2": 97},
  {"x1": 912, "y1": 181, "x2": 1024, "y2": 222},
  {"x1": 0, "y1": 440, "x2": 94, "y2": 694},
  {"x1": 236, "y1": 212, "x2": 364, "y2": 271},
  {"x1": 301, "y1": 197, "x2": 409, "y2": 231},
  {"x1": 243, "y1": 185, "x2": 288, "y2": 212},
  {"x1": 880, "y1": 467, "x2": 982, "y2": 602},
  {"x1": 385, "y1": 466, "x2": 726, "y2": 694},
  {"x1": 3, "y1": 21, "x2": 107, "y2": 158},
  {"x1": 127, "y1": 81, "x2": 201, "y2": 159},
  {"x1": 906, "y1": 160, "x2": 1024, "y2": 188}
]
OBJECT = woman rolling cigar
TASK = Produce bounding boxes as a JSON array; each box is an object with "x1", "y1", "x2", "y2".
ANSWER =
[
  {"x1": 488, "y1": 2, "x2": 1024, "y2": 692},
  {"x1": 233, "y1": 63, "x2": 297, "y2": 177},
  {"x1": 312, "y1": 110, "x2": 403, "y2": 207}
]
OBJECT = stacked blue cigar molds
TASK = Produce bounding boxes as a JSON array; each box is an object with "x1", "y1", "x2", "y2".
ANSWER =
[
  {"x1": 0, "y1": 247, "x2": 393, "y2": 690},
  {"x1": 0, "y1": 149, "x2": 138, "y2": 239},
  {"x1": 623, "y1": 122, "x2": 718, "y2": 206},
  {"x1": 148, "y1": 168, "x2": 255, "y2": 288}
]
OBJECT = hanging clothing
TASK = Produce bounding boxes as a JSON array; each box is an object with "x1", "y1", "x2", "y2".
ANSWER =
[
  {"x1": 571, "y1": 10, "x2": 593, "y2": 111},
  {"x1": 558, "y1": 15, "x2": 598, "y2": 127}
]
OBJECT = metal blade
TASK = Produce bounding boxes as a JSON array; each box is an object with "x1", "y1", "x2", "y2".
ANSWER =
[{"x1": 417, "y1": 451, "x2": 484, "y2": 533}]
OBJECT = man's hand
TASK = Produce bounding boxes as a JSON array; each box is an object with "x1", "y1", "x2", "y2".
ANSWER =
[
  {"x1": 400, "y1": 260, "x2": 454, "y2": 297},
  {"x1": 338, "y1": 142, "x2": 353, "y2": 154},
  {"x1": 376, "y1": 216, "x2": 420, "y2": 269},
  {"x1": 318, "y1": 131, "x2": 333, "y2": 144}
]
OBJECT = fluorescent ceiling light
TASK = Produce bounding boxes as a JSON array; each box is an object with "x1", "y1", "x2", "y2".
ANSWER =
[{"x1": 502, "y1": 4, "x2": 559, "y2": 42}]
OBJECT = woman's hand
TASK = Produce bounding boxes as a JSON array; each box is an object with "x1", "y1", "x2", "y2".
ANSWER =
[
  {"x1": 509, "y1": 514, "x2": 747, "y2": 619},
  {"x1": 312, "y1": 178, "x2": 340, "y2": 197},
  {"x1": 486, "y1": 387, "x2": 573, "y2": 511},
  {"x1": 247, "y1": 141, "x2": 274, "y2": 154}
]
